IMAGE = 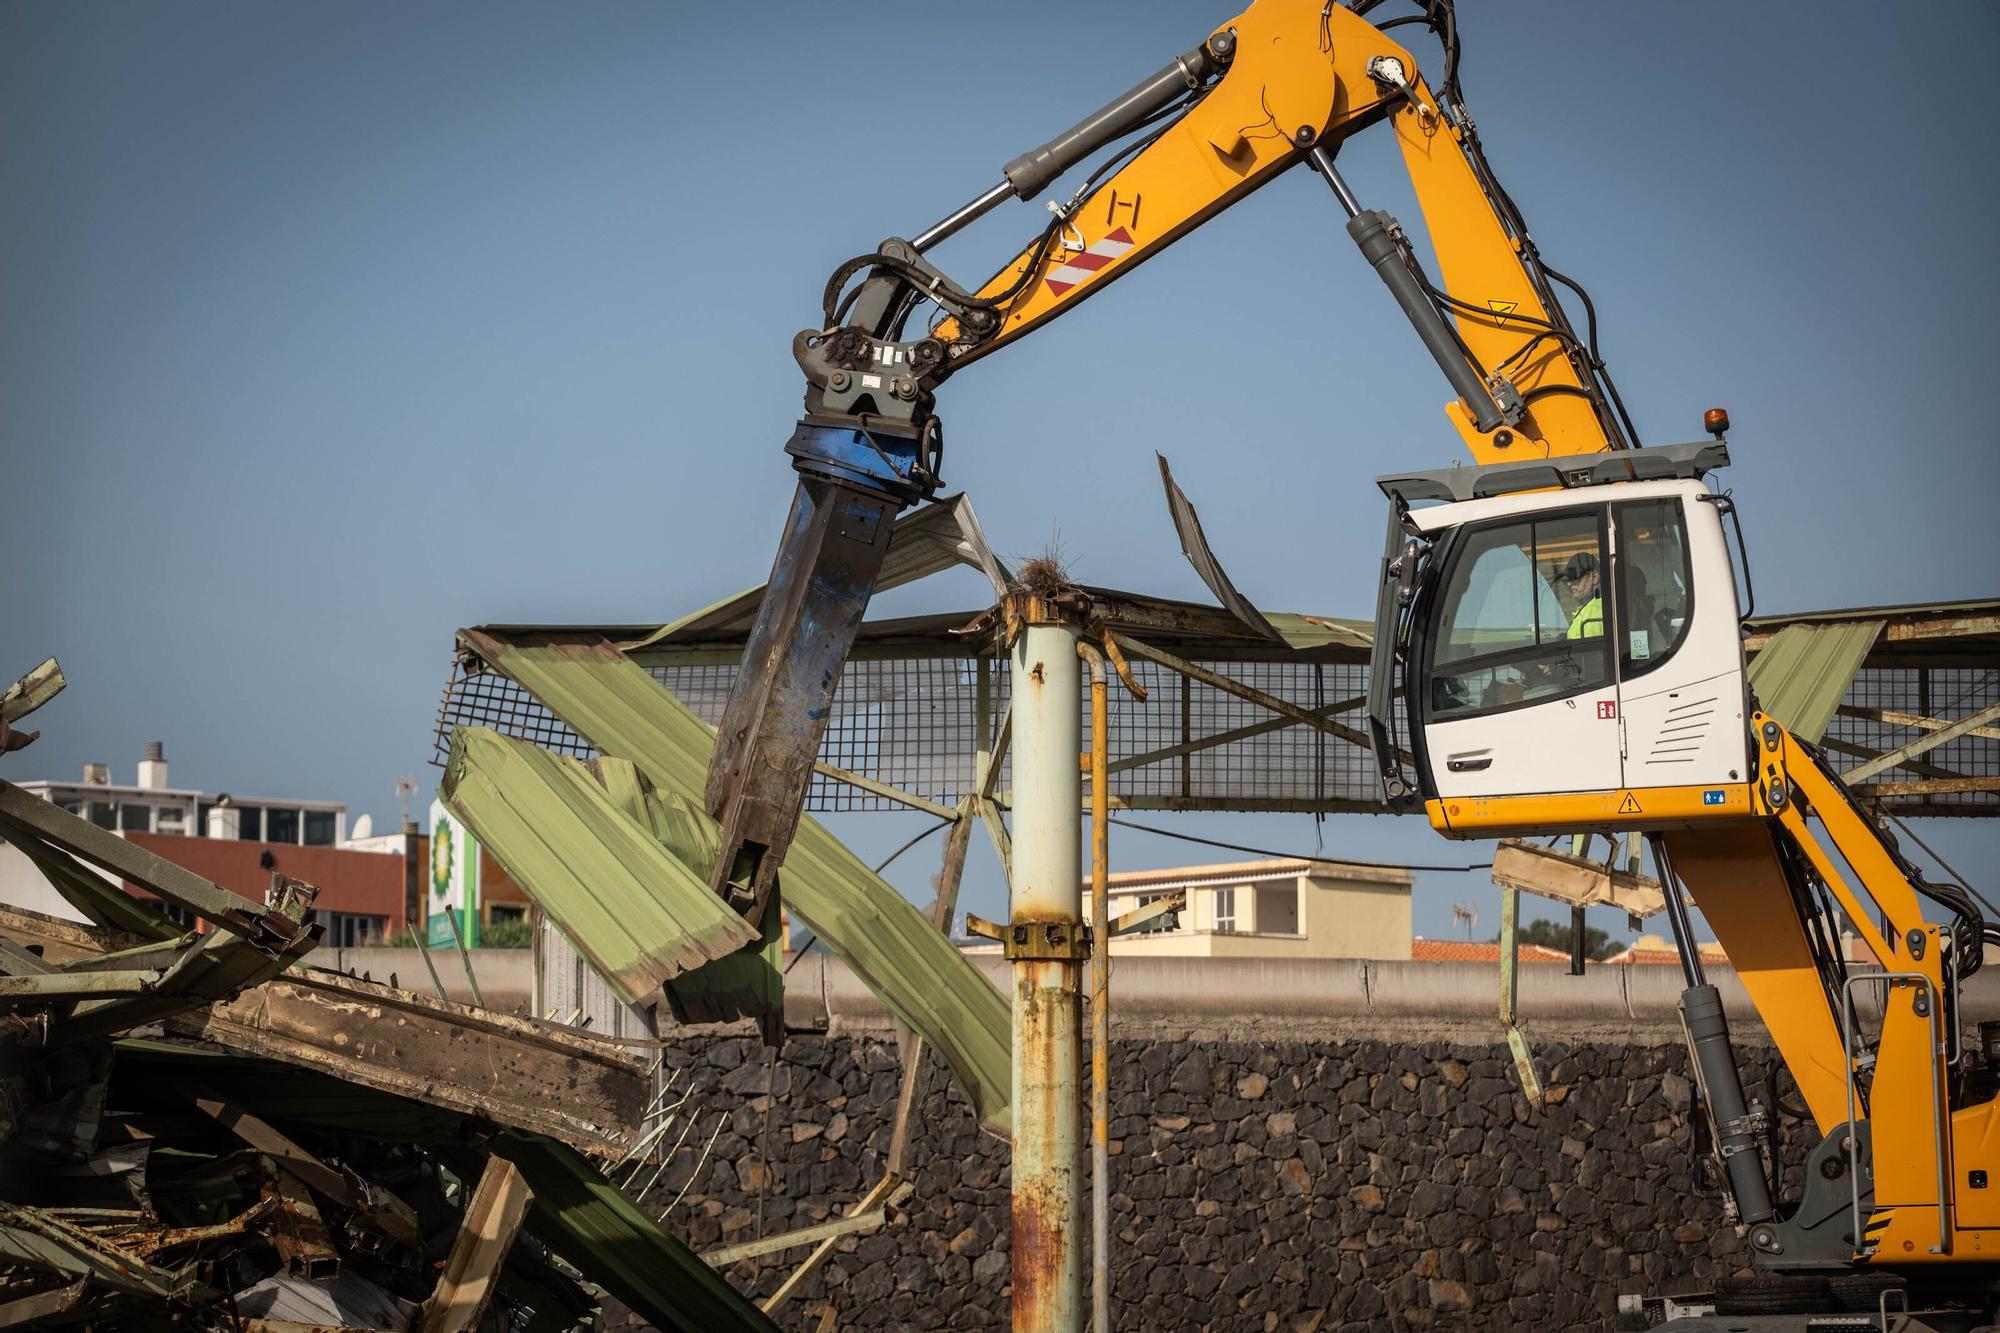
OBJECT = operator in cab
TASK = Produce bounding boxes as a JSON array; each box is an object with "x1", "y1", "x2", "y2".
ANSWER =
[{"x1": 1561, "y1": 552, "x2": 1604, "y2": 639}]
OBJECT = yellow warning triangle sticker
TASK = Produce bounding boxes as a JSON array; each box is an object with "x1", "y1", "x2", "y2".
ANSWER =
[
  {"x1": 1487, "y1": 299, "x2": 1519, "y2": 326},
  {"x1": 1617, "y1": 791, "x2": 1643, "y2": 815}
]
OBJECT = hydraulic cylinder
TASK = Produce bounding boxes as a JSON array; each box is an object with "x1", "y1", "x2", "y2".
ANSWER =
[{"x1": 1681, "y1": 983, "x2": 1776, "y2": 1225}]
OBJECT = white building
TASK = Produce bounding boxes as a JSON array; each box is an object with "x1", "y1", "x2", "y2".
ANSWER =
[
  {"x1": 12, "y1": 742, "x2": 348, "y2": 845},
  {"x1": 959, "y1": 857, "x2": 1416, "y2": 959},
  {"x1": 0, "y1": 742, "x2": 353, "y2": 923}
]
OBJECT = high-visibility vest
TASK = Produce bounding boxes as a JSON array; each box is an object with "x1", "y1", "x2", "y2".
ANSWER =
[{"x1": 1567, "y1": 596, "x2": 1603, "y2": 640}]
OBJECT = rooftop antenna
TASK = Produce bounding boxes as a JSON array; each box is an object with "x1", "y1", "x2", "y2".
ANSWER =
[
  {"x1": 395, "y1": 775, "x2": 418, "y2": 828},
  {"x1": 1451, "y1": 901, "x2": 1479, "y2": 939}
]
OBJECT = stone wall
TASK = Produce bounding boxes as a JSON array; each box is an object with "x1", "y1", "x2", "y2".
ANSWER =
[{"x1": 641, "y1": 1026, "x2": 1810, "y2": 1332}]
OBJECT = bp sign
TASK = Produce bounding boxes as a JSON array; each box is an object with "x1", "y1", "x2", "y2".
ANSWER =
[{"x1": 427, "y1": 798, "x2": 480, "y2": 948}]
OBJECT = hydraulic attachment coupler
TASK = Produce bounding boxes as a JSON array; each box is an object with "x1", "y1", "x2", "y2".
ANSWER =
[{"x1": 703, "y1": 416, "x2": 938, "y2": 920}]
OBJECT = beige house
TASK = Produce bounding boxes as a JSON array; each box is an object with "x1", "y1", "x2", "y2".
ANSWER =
[{"x1": 1086, "y1": 857, "x2": 1415, "y2": 959}]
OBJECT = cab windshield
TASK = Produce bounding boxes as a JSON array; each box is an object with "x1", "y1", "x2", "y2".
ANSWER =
[{"x1": 1426, "y1": 509, "x2": 1611, "y2": 719}]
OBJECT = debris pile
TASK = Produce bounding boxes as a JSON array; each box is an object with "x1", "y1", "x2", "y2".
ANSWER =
[{"x1": 0, "y1": 659, "x2": 776, "y2": 1331}]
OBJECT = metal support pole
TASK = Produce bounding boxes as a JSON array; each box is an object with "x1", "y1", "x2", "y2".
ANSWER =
[
  {"x1": 1497, "y1": 882, "x2": 1543, "y2": 1105},
  {"x1": 408, "y1": 912, "x2": 449, "y2": 1004},
  {"x1": 1008, "y1": 602, "x2": 1085, "y2": 1333},
  {"x1": 441, "y1": 904, "x2": 485, "y2": 1009},
  {"x1": 1079, "y1": 643, "x2": 1111, "y2": 1333}
]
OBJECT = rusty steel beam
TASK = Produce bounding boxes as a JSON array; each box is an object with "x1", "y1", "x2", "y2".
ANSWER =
[
  {"x1": 0, "y1": 1276, "x2": 86, "y2": 1327},
  {"x1": 1106, "y1": 692, "x2": 1366, "y2": 776},
  {"x1": 0, "y1": 969, "x2": 162, "y2": 1000},
  {"x1": 169, "y1": 970, "x2": 648, "y2": 1156},
  {"x1": 265, "y1": 1167, "x2": 339, "y2": 1280},
  {"x1": 1490, "y1": 839, "x2": 1665, "y2": 918},
  {"x1": 0, "y1": 904, "x2": 146, "y2": 966},
  {"x1": 703, "y1": 1187, "x2": 907, "y2": 1268},
  {"x1": 812, "y1": 760, "x2": 961, "y2": 821},
  {"x1": 182, "y1": 1083, "x2": 422, "y2": 1248},
  {"x1": 110, "y1": 1197, "x2": 280, "y2": 1261},
  {"x1": 1884, "y1": 613, "x2": 2000, "y2": 642},
  {"x1": 1108, "y1": 634, "x2": 1382, "y2": 754},
  {"x1": 0, "y1": 656, "x2": 64, "y2": 755},
  {"x1": 1086, "y1": 591, "x2": 1295, "y2": 646},
  {"x1": 1847, "y1": 701, "x2": 2000, "y2": 783},
  {"x1": 1850, "y1": 776, "x2": 2000, "y2": 798},
  {"x1": 1839, "y1": 704, "x2": 2000, "y2": 743},
  {"x1": 0, "y1": 1201, "x2": 205, "y2": 1302},
  {"x1": 55, "y1": 897, "x2": 320, "y2": 1048},
  {"x1": 762, "y1": 1175, "x2": 900, "y2": 1315},
  {"x1": 1820, "y1": 736, "x2": 1963, "y2": 782},
  {"x1": 1107, "y1": 889, "x2": 1186, "y2": 937}
]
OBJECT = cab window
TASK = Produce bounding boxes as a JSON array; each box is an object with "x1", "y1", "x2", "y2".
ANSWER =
[
  {"x1": 1426, "y1": 510, "x2": 1610, "y2": 719},
  {"x1": 1613, "y1": 498, "x2": 1693, "y2": 679}
]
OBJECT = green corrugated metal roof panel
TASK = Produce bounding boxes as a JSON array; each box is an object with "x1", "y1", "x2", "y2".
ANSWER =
[
  {"x1": 458, "y1": 629, "x2": 1014, "y2": 1138},
  {"x1": 625, "y1": 495, "x2": 1009, "y2": 651},
  {"x1": 663, "y1": 889, "x2": 786, "y2": 1033},
  {"x1": 1264, "y1": 613, "x2": 1373, "y2": 651},
  {"x1": 440, "y1": 727, "x2": 758, "y2": 1004},
  {"x1": 1746, "y1": 620, "x2": 1884, "y2": 743},
  {"x1": 489, "y1": 1131, "x2": 780, "y2": 1333},
  {"x1": 583, "y1": 755, "x2": 785, "y2": 1030},
  {"x1": 1747, "y1": 597, "x2": 2000, "y2": 629}
]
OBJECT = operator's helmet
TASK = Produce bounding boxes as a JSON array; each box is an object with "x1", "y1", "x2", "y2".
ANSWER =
[{"x1": 1560, "y1": 551, "x2": 1599, "y2": 584}]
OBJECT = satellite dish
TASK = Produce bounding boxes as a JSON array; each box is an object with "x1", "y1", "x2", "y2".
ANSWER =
[{"x1": 351, "y1": 813, "x2": 374, "y2": 840}]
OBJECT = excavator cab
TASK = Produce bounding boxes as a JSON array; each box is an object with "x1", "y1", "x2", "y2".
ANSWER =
[{"x1": 1367, "y1": 440, "x2": 1756, "y2": 838}]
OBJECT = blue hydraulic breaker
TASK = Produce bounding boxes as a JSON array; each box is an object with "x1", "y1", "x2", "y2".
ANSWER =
[{"x1": 703, "y1": 416, "x2": 935, "y2": 921}]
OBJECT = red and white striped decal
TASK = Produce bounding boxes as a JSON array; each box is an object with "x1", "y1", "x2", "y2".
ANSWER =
[{"x1": 1043, "y1": 226, "x2": 1135, "y2": 297}]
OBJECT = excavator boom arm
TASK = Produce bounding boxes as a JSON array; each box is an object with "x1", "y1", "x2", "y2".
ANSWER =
[
  {"x1": 929, "y1": 2, "x2": 1617, "y2": 461},
  {"x1": 708, "y1": 0, "x2": 1627, "y2": 923}
]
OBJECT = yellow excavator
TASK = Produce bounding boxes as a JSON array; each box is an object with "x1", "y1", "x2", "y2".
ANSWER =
[{"x1": 708, "y1": 1, "x2": 1997, "y2": 1323}]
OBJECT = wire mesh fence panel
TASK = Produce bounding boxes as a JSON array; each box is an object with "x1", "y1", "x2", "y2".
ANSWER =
[
  {"x1": 1823, "y1": 667, "x2": 1998, "y2": 814},
  {"x1": 436, "y1": 660, "x2": 595, "y2": 761},
  {"x1": 435, "y1": 649, "x2": 1993, "y2": 815},
  {"x1": 436, "y1": 650, "x2": 1395, "y2": 811}
]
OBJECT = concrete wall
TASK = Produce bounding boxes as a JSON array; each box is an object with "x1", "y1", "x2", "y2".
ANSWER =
[
  {"x1": 598, "y1": 956, "x2": 1987, "y2": 1330},
  {"x1": 318, "y1": 945, "x2": 533, "y2": 1013},
  {"x1": 772, "y1": 953, "x2": 1804, "y2": 1038}
]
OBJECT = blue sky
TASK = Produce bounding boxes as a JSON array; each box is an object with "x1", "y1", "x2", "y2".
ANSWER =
[{"x1": 3, "y1": 0, "x2": 1995, "y2": 943}]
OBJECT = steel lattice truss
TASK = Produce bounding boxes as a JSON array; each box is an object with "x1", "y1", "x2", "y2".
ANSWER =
[{"x1": 434, "y1": 648, "x2": 1996, "y2": 818}]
